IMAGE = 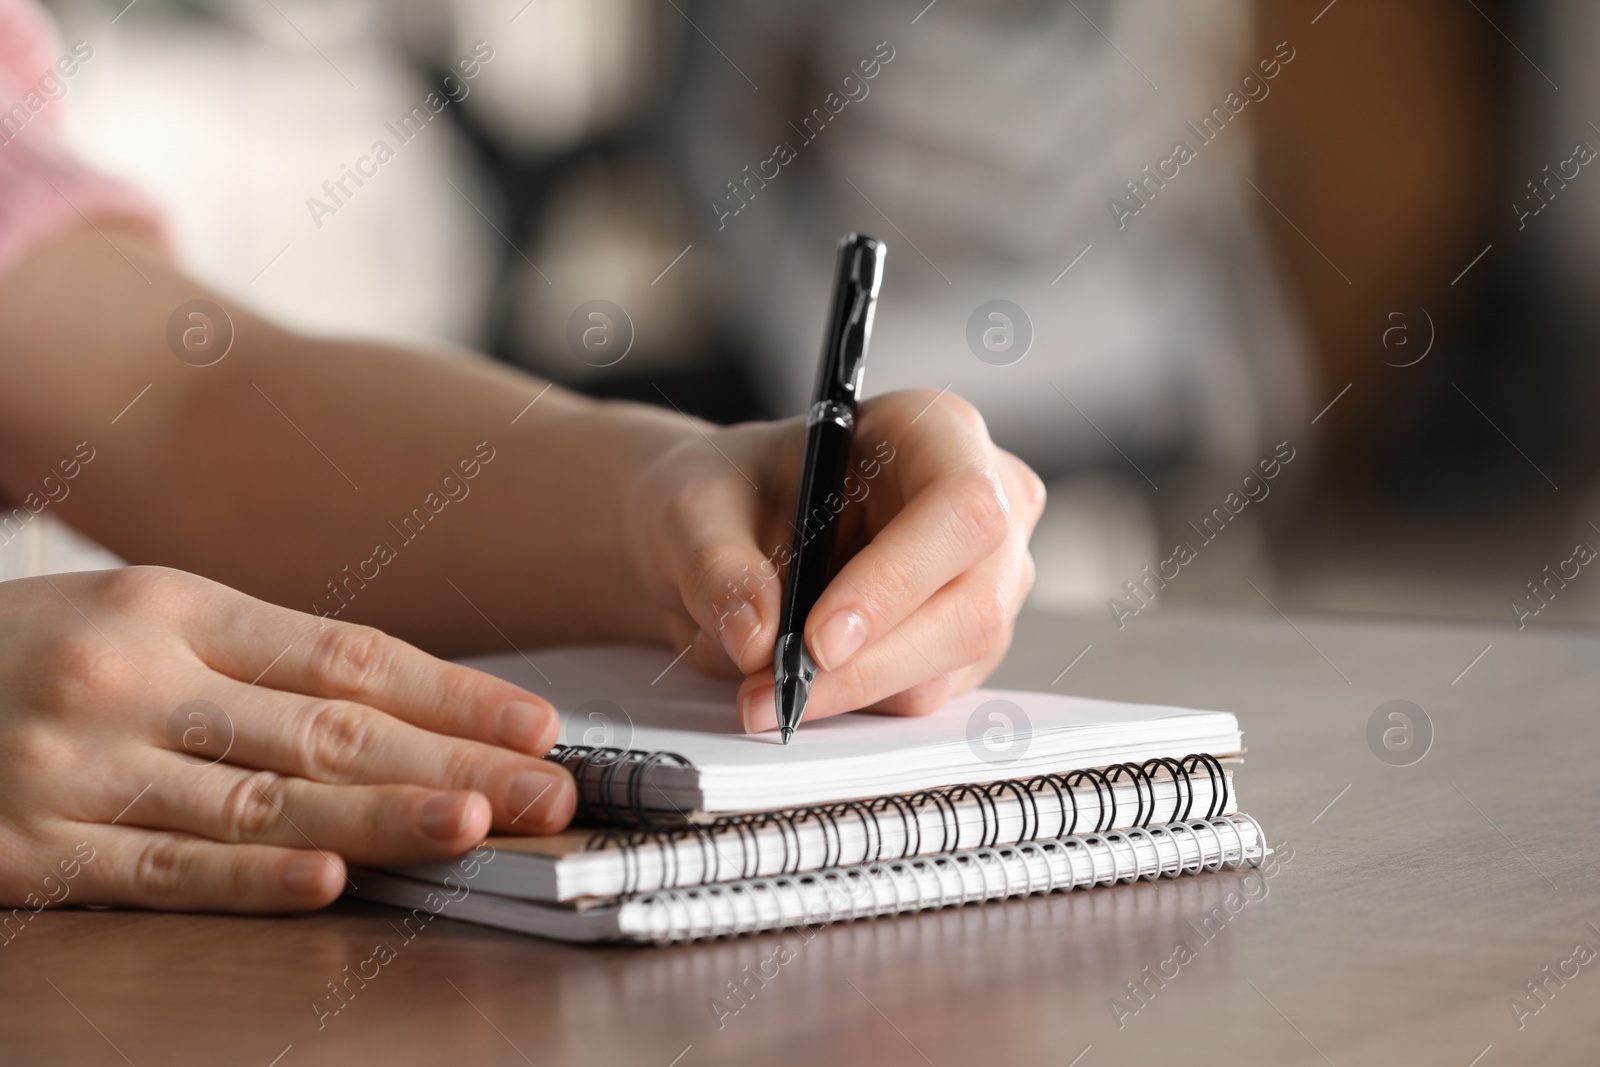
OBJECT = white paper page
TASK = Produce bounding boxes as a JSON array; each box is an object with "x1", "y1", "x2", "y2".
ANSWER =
[{"x1": 460, "y1": 645, "x2": 1240, "y2": 806}]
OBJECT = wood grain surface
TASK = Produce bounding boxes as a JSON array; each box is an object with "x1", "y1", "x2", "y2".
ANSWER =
[{"x1": 3, "y1": 607, "x2": 1597, "y2": 1066}]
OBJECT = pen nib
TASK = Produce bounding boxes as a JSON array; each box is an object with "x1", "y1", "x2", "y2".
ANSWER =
[{"x1": 773, "y1": 632, "x2": 816, "y2": 743}]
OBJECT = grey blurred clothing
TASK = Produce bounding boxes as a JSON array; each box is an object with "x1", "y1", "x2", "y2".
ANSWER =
[{"x1": 666, "y1": 0, "x2": 1311, "y2": 480}]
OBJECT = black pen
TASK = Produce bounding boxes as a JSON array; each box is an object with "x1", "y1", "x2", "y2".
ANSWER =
[{"x1": 773, "y1": 233, "x2": 887, "y2": 744}]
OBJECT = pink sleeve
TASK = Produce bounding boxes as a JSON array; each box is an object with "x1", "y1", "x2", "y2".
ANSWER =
[{"x1": 0, "y1": 0, "x2": 168, "y2": 279}]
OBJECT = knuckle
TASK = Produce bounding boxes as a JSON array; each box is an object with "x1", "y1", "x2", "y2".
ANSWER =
[
  {"x1": 939, "y1": 393, "x2": 989, "y2": 437},
  {"x1": 901, "y1": 682, "x2": 950, "y2": 717},
  {"x1": 221, "y1": 771, "x2": 287, "y2": 841},
  {"x1": 438, "y1": 742, "x2": 490, "y2": 791},
  {"x1": 36, "y1": 630, "x2": 133, "y2": 700},
  {"x1": 131, "y1": 835, "x2": 190, "y2": 901},
  {"x1": 297, "y1": 700, "x2": 377, "y2": 780},
  {"x1": 3, "y1": 724, "x2": 65, "y2": 792},
  {"x1": 962, "y1": 586, "x2": 1012, "y2": 661},
  {"x1": 223, "y1": 854, "x2": 260, "y2": 904},
  {"x1": 96, "y1": 565, "x2": 184, "y2": 615},
  {"x1": 5, "y1": 722, "x2": 53, "y2": 767},
  {"x1": 1018, "y1": 551, "x2": 1039, "y2": 601},
  {"x1": 662, "y1": 479, "x2": 712, "y2": 531},
  {"x1": 1027, "y1": 469, "x2": 1047, "y2": 513},
  {"x1": 682, "y1": 541, "x2": 745, "y2": 600},
  {"x1": 831, "y1": 664, "x2": 878, "y2": 715},
  {"x1": 949, "y1": 471, "x2": 1010, "y2": 552},
  {"x1": 309, "y1": 624, "x2": 391, "y2": 698},
  {"x1": 1013, "y1": 461, "x2": 1047, "y2": 520},
  {"x1": 434, "y1": 667, "x2": 490, "y2": 728},
  {"x1": 854, "y1": 559, "x2": 917, "y2": 624}
]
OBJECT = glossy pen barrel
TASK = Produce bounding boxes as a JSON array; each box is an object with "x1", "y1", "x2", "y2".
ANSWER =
[
  {"x1": 779, "y1": 411, "x2": 854, "y2": 635},
  {"x1": 774, "y1": 233, "x2": 885, "y2": 739}
]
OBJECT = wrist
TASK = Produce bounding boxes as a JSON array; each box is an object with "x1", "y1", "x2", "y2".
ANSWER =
[{"x1": 560, "y1": 396, "x2": 701, "y2": 644}]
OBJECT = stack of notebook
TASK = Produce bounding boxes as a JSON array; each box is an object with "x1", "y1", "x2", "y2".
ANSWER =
[{"x1": 347, "y1": 646, "x2": 1267, "y2": 943}]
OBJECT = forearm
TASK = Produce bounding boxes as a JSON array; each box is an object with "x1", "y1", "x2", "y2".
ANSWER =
[{"x1": 0, "y1": 226, "x2": 690, "y2": 654}]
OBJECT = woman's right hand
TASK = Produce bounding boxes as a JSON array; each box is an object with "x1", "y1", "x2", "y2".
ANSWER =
[{"x1": 0, "y1": 566, "x2": 575, "y2": 914}]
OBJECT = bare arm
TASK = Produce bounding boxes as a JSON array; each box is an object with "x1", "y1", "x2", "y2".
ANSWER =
[{"x1": 0, "y1": 224, "x2": 686, "y2": 655}]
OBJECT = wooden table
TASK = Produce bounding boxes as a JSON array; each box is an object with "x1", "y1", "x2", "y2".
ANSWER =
[{"x1": 5, "y1": 607, "x2": 1598, "y2": 1066}]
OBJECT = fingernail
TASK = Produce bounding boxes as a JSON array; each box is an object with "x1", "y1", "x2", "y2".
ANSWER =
[
  {"x1": 813, "y1": 609, "x2": 868, "y2": 671},
  {"x1": 282, "y1": 855, "x2": 333, "y2": 895},
  {"x1": 739, "y1": 681, "x2": 777, "y2": 733},
  {"x1": 719, "y1": 600, "x2": 762, "y2": 669},
  {"x1": 505, "y1": 769, "x2": 572, "y2": 829},
  {"x1": 419, "y1": 792, "x2": 473, "y2": 839},
  {"x1": 495, "y1": 700, "x2": 556, "y2": 753}
]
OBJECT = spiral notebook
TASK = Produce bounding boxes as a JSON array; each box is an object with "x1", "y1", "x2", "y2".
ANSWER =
[
  {"x1": 394, "y1": 755, "x2": 1236, "y2": 901},
  {"x1": 352, "y1": 815, "x2": 1268, "y2": 943},
  {"x1": 464, "y1": 645, "x2": 1243, "y2": 818}
]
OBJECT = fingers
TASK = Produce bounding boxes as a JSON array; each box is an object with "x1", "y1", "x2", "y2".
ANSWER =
[
  {"x1": 803, "y1": 393, "x2": 1039, "y2": 676},
  {"x1": 178, "y1": 577, "x2": 560, "y2": 756},
  {"x1": 182, "y1": 677, "x2": 576, "y2": 834},
  {"x1": 994, "y1": 448, "x2": 1049, "y2": 529},
  {"x1": 868, "y1": 674, "x2": 953, "y2": 717},
  {"x1": 68, "y1": 824, "x2": 345, "y2": 913},
  {"x1": 738, "y1": 534, "x2": 1032, "y2": 730},
  {"x1": 118, "y1": 751, "x2": 492, "y2": 866},
  {"x1": 642, "y1": 386, "x2": 1043, "y2": 728},
  {"x1": 724, "y1": 390, "x2": 1042, "y2": 730},
  {"x1": 659, "y1": 469, "x2": 784, "y2": 674},
  {"x1": 803, "y1": 467, "x2": 1007, "y2": 672}
]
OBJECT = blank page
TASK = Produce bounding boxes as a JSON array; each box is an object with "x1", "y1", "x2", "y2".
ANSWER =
[{"x1": 462, "y1": 645, "x2": 1241, "y2": 811}]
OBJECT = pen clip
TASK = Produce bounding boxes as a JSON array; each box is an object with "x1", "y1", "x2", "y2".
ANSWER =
[{"x1": 833, "y1": 235, "x2": 886, "y2": 400}]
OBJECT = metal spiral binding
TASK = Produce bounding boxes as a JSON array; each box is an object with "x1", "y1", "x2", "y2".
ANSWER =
[
  {"x1": 1180, "y1": 752, "x2": 1229, "y2": 817},
  {"x1": 544, "y1": 744, "x2": 694, "y2": 827},
  {"x1": 624, "y1": 813, "x2": 1267, "y2": 942},
  {"x1": 548, "y1": 745, "x2": 1233, "y2": 835},
  {"x1": 572, "y1": 751, "x2": 1234, "y2": 893}
]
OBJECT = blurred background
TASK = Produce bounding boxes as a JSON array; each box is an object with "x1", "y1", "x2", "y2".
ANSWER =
[{"x1": 17, "y1": 0, "x2": 1600, "y2": 631}]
